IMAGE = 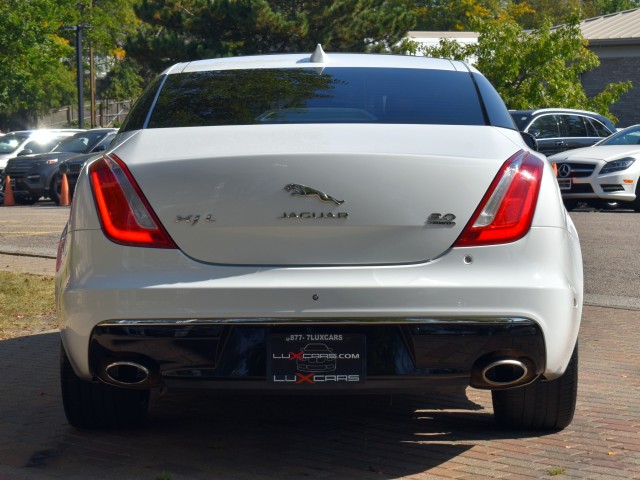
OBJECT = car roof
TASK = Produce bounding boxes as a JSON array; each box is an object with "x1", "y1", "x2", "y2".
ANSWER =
[
  {"x1": 68, "y1": 128, "x2": 118, "y2": 136},
  {"x1": 509, "y1": 108, "x2": 616, "y2": 130},
  {"x1": 166, "y1": 45, "x2": 478, "y2": 75}
]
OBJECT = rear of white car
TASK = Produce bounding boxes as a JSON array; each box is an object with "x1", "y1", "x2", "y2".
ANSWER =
[{"x1": 56, "y1": 49, "x2": 583, "y2": 430}]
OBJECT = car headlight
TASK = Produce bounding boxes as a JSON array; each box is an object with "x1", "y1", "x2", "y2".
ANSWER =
[{"x1": 600, "y1": 157, "x2": 635, "y2": 174}]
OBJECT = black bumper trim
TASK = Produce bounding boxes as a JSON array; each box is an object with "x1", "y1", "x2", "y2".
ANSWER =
[{"x1": 89, "y1": 318, "x2": 545, "y2": 392}]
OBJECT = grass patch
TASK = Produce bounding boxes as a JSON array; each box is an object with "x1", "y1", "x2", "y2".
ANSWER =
[
  {"x1": 0, "y1": 271, "x2": 56, "y2": 339},
  {"x1": 547, "y1": 467, "x2": 566, "y2": 476}
]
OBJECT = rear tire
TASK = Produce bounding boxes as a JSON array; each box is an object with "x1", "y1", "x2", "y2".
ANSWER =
[
  {"x1": 49, "y1": 175, "x2": 61, "y2": 205},
  {"x1": 633, "y1": 183, "x2": 640, "y2": 212},
  {"x1": 596, "y1": 200, "x2": 619, "y2": 211},
  {"x1": 60, "y1": 342, "x2": 150, "y2": 429},
  {"x1": 492, "y1": 343, "x2": 578, "y2": 430}
]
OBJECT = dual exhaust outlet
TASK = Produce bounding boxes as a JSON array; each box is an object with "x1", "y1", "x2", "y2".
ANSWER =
[{"x1": 100, "y1": 355, "x2": 538, "y2": 390}]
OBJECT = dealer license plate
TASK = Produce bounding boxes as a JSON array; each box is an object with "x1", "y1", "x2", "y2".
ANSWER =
[{"x1": 268, "y1": 333, "x2": 365, "y2": 385}]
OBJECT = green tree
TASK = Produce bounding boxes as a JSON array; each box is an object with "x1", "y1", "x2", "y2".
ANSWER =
[
  {"x1": 0, "y1": 0, "x2": 76, "y2": 129},
  {"x1": 412, "y1": 0, "x2": 501, "y2": 31},
  {"x1": 507, "y1": 0, "x2": 640, "y2": 29},
  {"x1": 126, "y1": 0, "x2": 417, "y2": 82},
  {"x1": 0, "y1": 0, "x2": 140, "y2": 130},
  {"x1": 61, "y1": 1, "x2": 142, "y2": 104},
  {"x1": 421, "y1": 13, "x2": 631, "y2": 121}
]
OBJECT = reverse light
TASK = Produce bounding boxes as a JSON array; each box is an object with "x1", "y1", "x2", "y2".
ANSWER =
[
  {"x1": 454, "y1": 151, "x2": 544, "y2": 247},
  {"x1": 89, "y1": 154, "x2": 177, "y2": 248},
  {"x1": 600, "y1": 157, "x2": 635, "y2": 174}
]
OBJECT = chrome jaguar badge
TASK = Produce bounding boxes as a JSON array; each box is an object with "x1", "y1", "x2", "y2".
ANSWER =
[{"x1": 284, "y1": 184, "x2": 344, "y2": 205}]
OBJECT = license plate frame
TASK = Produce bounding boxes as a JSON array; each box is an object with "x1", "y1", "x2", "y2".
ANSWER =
[{"x1": 267, "y1": 333, "x2": 366, "y2": 386}]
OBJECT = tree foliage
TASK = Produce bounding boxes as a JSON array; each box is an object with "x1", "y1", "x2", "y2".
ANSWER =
[
  {"x1": 2, "y1": 0, "x2": 640, "y2": 129},
  {"x1": 127, "y1": 0, "x2": 417, "y2": 81},
  {"x1": 421, "y1": 13, "x2": 632, "y2": 121},
  {"x1": 60, "y1": 0, "x2": 143, "y2": 103},
  {"x1": 0, "y1": 0, "x2": 140, "y2": 129},
  {"x1": 0, "y1": 0, "x2": 76, "y2": 128},
  {"x1": 518, "y1": 0, "x2": 640, "y2": 29}
]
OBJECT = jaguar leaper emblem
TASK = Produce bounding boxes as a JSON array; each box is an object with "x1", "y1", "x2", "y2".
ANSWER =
[{"x1": 284, "y1": 184, "x2": 345, "y2": 205}]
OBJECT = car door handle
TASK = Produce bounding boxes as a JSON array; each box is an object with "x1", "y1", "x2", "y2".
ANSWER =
[{"x1": 555, "y1": 141, "x2": 565, "y2": 146}]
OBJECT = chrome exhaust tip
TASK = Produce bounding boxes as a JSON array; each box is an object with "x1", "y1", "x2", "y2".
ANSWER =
[
  {"x1": 481, "y1": 359, "x2": 529, "y2": 387},
  {"x1": 104, "y1": 361, "x2": 150, "y2": 386}
]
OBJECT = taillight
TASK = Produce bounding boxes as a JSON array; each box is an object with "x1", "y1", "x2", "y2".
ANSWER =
[
  {"x1": 454, "y1": 151, "x2": 543, "y2": 247},
  {"x1": 89, "y1": 154, "x2": 177, "y2": 248}
]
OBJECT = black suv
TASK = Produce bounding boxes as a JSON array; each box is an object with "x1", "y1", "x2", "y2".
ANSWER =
[
  {"x1": 509, "y1": 108, "x2": 616, "y2": 156},
  {"x1": 2, "y1": 128, "x2": 117, "y2": 204}
]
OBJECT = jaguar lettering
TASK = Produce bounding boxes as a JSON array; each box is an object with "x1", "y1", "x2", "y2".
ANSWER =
[{"x1": 279, "y1": 212, "x2": 349, "y2": 219}]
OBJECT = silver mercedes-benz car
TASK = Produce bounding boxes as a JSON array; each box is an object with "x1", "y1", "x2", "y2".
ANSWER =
[{"x1": 56, "y1": 46, "x2": 583, "y2": 430}]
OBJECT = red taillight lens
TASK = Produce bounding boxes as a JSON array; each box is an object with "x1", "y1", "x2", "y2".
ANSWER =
[
  {"x1": 89, "y1": 154, "x2": 177, "y2": 248},
  {"x1": 454, "y1": 151, "x2": 543, "y2": 247}
]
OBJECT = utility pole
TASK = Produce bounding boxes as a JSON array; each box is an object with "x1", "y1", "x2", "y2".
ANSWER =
[
  {"x1": 60, "y1": 24, "x2": 92, "y2": 129},
  {"x1": 90, "y1": 46, "x2": 96, "y2": 128}
]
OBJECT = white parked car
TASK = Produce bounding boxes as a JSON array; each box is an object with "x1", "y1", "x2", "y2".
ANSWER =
[
  {"x1": 56, "y1": 46, "x2": 583, "y2": 431},
  {"x1": 0, "y1": 129, "x2": 84, "y2": 174},
  {"x1": 548, "y1": 124, "x2": 640, "y2": 211}
]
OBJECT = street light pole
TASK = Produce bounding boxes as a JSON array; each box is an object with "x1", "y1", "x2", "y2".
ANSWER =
[{"x1": 60, "y1": 24, "x2": 92, "y2": 128}]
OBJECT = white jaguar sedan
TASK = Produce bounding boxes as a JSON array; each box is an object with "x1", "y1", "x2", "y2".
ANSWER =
[{"x1": 56, "y1": 46, "x2": 583, "y2": 431}]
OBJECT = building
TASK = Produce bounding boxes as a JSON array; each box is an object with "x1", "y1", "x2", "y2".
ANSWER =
[{"x1": 578, "y1": 8, "x2": 640, "y2": 127}]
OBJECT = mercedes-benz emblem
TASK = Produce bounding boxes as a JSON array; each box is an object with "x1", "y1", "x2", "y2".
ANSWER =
[{"x1": 557, "y1": 163, "x2": 571, "y2": 178}]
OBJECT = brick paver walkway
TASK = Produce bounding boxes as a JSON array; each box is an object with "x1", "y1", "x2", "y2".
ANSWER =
[{"x1": 0, "y1": 305, "x2": 638, "y2": 479}]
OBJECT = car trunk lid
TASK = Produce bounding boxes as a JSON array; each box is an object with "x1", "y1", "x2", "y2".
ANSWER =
[{"x1": 112, "y1": 124, "x2": 521, "y2": 265}]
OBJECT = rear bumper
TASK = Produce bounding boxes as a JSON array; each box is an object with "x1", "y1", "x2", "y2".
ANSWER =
[
  {"x1": 57, "y1": 225, "x2": 582, "y2": 388},
  {"x1": 88, "y1": 318, "x2": 545, "y2": 392}
]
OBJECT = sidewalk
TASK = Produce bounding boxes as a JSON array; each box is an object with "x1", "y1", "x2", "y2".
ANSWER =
[{"x1": 0, "y1": 252, "x2": 56, "y2": 276}]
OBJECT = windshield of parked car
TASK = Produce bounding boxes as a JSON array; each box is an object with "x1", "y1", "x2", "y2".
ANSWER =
[
  {"x1": 0, "y1": 133, "x2": 29, "y2": 154},
  {"x1": 53, "y1": 131, "x2": 109, "y2": 153},
  {"x1": 144, "y1": 68, "x2": 488, "y2": 128},
  {"x1": 22, "y1": 135, "x2": 71, "y2": 154},
  {"x1": 598, "y1": 126, "x2": 640, "y2": 146}
]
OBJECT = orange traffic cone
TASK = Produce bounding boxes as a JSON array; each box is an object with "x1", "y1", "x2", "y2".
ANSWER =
[
  {"x1": 2, "y1": 175, "x2": 15, "y2": 206},
  {"x1": 58, "y1": 173, "x2": 70, "y2": 206}
]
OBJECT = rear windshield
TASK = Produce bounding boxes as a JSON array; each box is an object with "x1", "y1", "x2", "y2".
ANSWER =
[{"x1": 143, "y1": 68, "x2": 488, "y2": 128}]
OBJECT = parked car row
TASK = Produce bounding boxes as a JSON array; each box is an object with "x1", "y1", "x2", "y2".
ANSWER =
[
  {"x1": 508, "y1": 108, "x2": 640, "y2": 211},
  {"x1": 0, "y1": 129, "x2": 84, "y2": 172},
  {"x1": 0, "y1": 128, "x2": 117, "y2": 205}
]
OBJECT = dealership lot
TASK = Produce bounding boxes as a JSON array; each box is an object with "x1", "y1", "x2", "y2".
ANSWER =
[{"x1": 0, "y1": 206, "x2": 639, "y2": 479}]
